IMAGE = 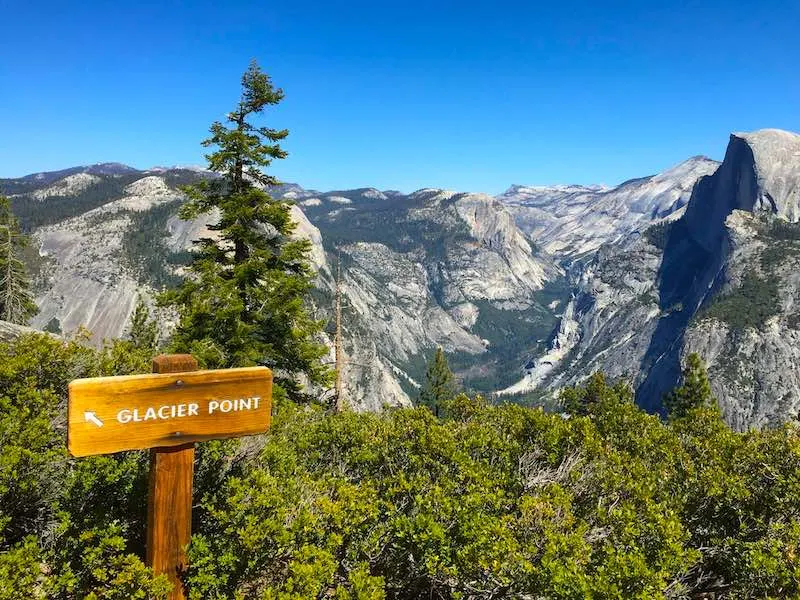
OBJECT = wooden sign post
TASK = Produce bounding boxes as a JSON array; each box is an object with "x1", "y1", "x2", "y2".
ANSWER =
[{"x1": 67, "y1": 355, "x2": 273, "y2": 600}]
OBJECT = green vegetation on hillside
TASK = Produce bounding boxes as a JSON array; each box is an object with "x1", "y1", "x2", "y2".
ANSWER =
[
  {"x1": 120, "y1": 199, "x2": 189, "y2": 288},
  {"x1": 1, "y1": 332, "x2": 799, "y2": 598},
  {"x1": 767, "y1": 218, "x2": 800, "y2": 242},
  {"x1": 447, "y1": 278, "x2": 570, "y2": 393},
  {"x1": 4, "y1": 169, "x2": 209, "y2": 232},
  {"x1": 9, "y1": 174, "x2": 142, "y2": 231},
  {"x1": 642, "y1": 220, "x2": 674, "y2": 250},
  {"x1": 309, "y1": 193, "x2": 475, "y2": 264},
  {"x1": 697, "y1": 272, "x2": 780, "y2": 330},
  {"x1": 760, "y1": 219, "x2": 800, "y2": 271},
  {"x1": 0, "y1": 196, "x2": 37, "y2": 324}
]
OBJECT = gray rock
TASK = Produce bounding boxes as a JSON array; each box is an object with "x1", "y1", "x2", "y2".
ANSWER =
[{"x1": 519, "y1": 129, "x2": 800, "y2": 429}]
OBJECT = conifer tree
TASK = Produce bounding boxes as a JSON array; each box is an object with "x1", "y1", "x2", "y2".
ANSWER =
[
  {"x1": 665, "y1": 353, "x2": 714, "y2": 419},
  {"x1": 0, "y1": 196, "x2": 37, "y2": 325},
  {"x1": 163, "y1": 61, "x2": 330, "y2": 401},
  {"x1": 127, "y1": 296, "x2": 158, "y2": 352},
  {"x1": 419, "y1": 347, "x2": 457, "y2": 416},
  {"x1": 44, "y1": 317, "x2": 61, "y2": 334}
]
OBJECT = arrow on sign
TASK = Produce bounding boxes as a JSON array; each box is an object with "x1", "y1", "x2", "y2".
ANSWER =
[{"x1": 84, "y1": 411, "x2": 104, "y2": 427}]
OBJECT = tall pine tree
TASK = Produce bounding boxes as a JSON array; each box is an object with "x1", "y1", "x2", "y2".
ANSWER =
[
  {"x1": 127, "y1": 296, "x2": 158, "y2": 352},
  {"x1": 419, "y1": 347, "x2": 457, "y2": 417},
  {"x1": 665, "y1": 353, "x2": 714, "y2": 419},
  {"x1": 0, "y1": 196, "x2": 37, "y2": 325},
  {"x1": 163, "y1": 61, "x2": 330, "y2": 401}
]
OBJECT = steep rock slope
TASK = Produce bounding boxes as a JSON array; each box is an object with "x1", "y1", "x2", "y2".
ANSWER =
[
  {"x1": 499, "y1": 156, "x2": 720, "y2": 259},
  {"x1": 30, "y1": 175, "x2": 185, "y2": 338},
  {"x1": 510, "y1": 129, "x2": 800, "y2": 429},
  {"x1": 289, "y1": 186, "x2": 568, "y2": 403}
]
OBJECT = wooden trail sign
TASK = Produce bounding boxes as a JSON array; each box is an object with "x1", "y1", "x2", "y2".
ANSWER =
[
  {"x1": 68, "y1": 362, "x2": 272, "y2": 457},
  {"x1": 67, "y1": 354, "x2": 273, "y2": 600}
]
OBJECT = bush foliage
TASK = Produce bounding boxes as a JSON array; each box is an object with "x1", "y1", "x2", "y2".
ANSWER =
[{"x1": 1, "y1": 333, "x2": 799, "y2": 598}]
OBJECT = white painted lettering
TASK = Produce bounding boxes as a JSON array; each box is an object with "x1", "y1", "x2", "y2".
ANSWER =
[
  {"x1": 220, "y1": 399, "x2": 233, "y2": 412},
  {"x1": 114, "y1": 403, "x2": 215, "y2": 425}
]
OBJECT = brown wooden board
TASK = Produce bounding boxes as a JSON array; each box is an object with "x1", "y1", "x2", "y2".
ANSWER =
[{"x1": 67, "y1": 366, "x2": 272, "y2": 457}]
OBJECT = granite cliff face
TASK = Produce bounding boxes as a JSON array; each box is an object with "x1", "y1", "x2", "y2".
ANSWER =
[
  {"x1": 679, "y1": 130, "x2": 800, "y2": 428},
  {"x1": 276, "y1": 186, "x2": 567, "y2": 406},
  {"x1": 506, "y1": 129, "x2": 800, "y2": 429},
  {"x1": 4, "y1": 129, "x2": 799, "y2": 426},
  {"x1": 3, "y1": 168, "x2": 566, "y2": 409},
  {"x1": 29, "y1": 175, "x2": 186, "y2": 338},
  {"x1": 499, "y1": 156, "x2": 720, "y2": 259}
]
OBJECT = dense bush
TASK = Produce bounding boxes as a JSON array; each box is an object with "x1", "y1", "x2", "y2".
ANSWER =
[
  {"x1": 1, "y1": 334, "x2": 799, "y2": 598},
  {"x1": 0, "y1": 333, "x2": 171, "y2": 598}
]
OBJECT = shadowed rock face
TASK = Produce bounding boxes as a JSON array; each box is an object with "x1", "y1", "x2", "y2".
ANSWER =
[
  {"x1": 509, "y1": 129, "x2": 800, "y2": 429},
  {"x1": 6, "y1": 129, "x2": 799, "y2": 424},
  {"x1": 644, "y1": 131, "x2": 800, "y2": 425},
  {"x1": 8, "y1": 167, "x2": 566, "y2": 409}
]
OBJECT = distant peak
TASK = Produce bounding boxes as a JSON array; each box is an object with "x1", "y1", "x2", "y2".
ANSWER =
[
  {"x1": 147, "y1": 164, "x2": 210, "y2": 173},
  {"x1": 734, "y1": 128, "x2": 800, "y2": 141},
  {"x1": 409, "y1": 188, "x2": 458, "y2": 203},
  {"x1": 654, "y1": 155, "x2": 721, "y2": 182},
  {"x1": 502, "y1": 183, "x2": 607, "y2": 195},
  {"x1": 685, "y1": 154, "x2": 716, "y2": 163},
  {"x1": 84, "y1": 162, "x2": 140, "y2": 176}
]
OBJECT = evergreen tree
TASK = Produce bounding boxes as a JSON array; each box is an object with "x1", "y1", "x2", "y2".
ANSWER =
[
  {"x1": 163, "y1": 61, "x2": 330, "y2": 400},
  {"x1": 127, "y1": 296, "x2": 158, "y2": 352},
  {"x1": 665, "y1": 352, "x2": 714, "y2": 419},
  {"x1": 0, "y1": 196, "x2": 37, "y2": 324},
  {"x1": 43, "y1": 317, "x2": 61, "y2": 335},
  {"x1": 560, "y1": 371, "x2": 633, "y2": 417},
  {"x1": 419, "y1": 347, "x2": 457, "y2": 416}
]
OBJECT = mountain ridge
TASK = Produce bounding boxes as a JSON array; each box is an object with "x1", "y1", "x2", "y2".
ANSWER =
[{"x1": 3, "y1": 129, "x2": 799, "y2": 428}]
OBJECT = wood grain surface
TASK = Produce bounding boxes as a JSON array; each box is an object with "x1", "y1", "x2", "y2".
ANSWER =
[
  {"x1": 67, "y1": 364, "x2": 272, "y2": 457},
  {"x1": 147, "y1": 355, "x2": 197, "y2": 600}
]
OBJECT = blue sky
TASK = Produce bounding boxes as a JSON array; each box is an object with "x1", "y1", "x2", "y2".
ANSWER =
[{"x1": 1, "y1": 0, "x2": 798, "y2": 193}]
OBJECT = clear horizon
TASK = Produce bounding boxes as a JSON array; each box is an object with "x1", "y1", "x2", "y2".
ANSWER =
[
  {"x1": 1, "y1": 0, "x2": 798, "y2": 194},
  {"x1": 2, "y1": 152, "x2": 726, "y2": 196}
]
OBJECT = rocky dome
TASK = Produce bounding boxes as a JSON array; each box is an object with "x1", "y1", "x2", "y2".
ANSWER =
[{"x1": 684, "y1": 129, "x2": 800, "y2": 252}]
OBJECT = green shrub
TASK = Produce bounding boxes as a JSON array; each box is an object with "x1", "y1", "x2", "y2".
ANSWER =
[{"x1": 1, "y1": 334, "x2": 799, "y2": 599}]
